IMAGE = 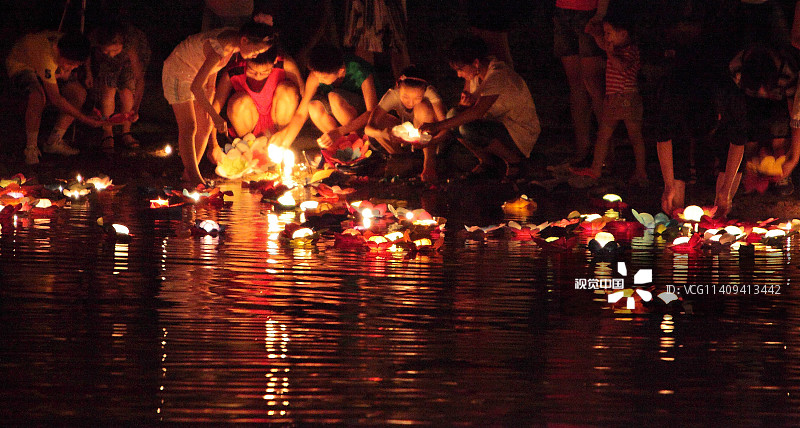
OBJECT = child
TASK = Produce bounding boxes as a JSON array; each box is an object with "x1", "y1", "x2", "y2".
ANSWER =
[
  {"x1": 574, "y1": 13, "x2": 648, "y2": 185},
  {"x1": 162, "y1": 20, "x2": 274, "y2": 186},
  {"x1": 419, "y1": 35, "x2": 540, "y2": 181},
  {"x1": 365, "y1": 66, "x2": 447, "y2": 182},
  {"x1": 269, "y1": 43, "x2": 378, "y2": 150},
  {"x1": 89, "y1": 22, "x2": 150, "y2": 150},
  {"x1": 212, "y1": 47, "x2": 302, "y2": 138},
  {"x1": 5, "y1": 31, "x2": 106, "y2": 165}
]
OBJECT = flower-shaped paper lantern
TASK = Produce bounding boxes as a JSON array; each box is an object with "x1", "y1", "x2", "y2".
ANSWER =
[
  {"x1": 534, "y1": 235, "x2": 578, "y2": 252},
  {"x1": 505, "y1": 221, "x2": 540, "y2": 241},
  {"x1": 588, "y1": 231, "x2": 620, "y2": 258},
  {"x1": 603, "y1": 220, "x2": 645, "y2": 241},
  {"x1": 761, "y1": 229, "x2": 787, "y2": 247},
  {"x1": 590, "y1": 193, "x2": 629, "y2": 211},
  {"x1": 279, "y1": 223, "x2": 318, "y2": 246},
  {"x1": 502, "y1": 194, "x2": 537, "y2": 216},
  {"x1": 392, "y1": 121, "x2": 431, "y2": 145},
  {"x1": 320, "y1": 133, "x2": 372, "y2": 167},
  {"x1": 667, "y1": 234, "x2": 702, "y2": 253},
  {"x1": 86, "y1": 175, "x2": 113, "y2": 191}
]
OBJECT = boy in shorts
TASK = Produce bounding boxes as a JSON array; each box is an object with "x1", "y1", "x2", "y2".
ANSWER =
[{"x1": 6, "y1": 31, "x2": 105, "y2": 164}]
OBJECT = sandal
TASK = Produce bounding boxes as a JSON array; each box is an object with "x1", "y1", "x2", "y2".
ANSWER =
[{"x1": 120, "y1": 132, "x2": 140, "y2": 148}]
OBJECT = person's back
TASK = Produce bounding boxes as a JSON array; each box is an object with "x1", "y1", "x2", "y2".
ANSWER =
[
  {"x1": 476, "y1": 59, "x2": 540, "y2": 157},
  {"x1": 7, "y1": 31, "x2": 60, "y2": 83}
]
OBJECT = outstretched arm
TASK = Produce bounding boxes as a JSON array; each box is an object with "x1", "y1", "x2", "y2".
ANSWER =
[
  {"x1": 42, "y1": 81, "x2": 104, "y2": 127},
  {"x1": 419, "y1": 94, "x2": 499, "y2": 135},
  {"x1": 191, "y1": 40, "x2": 227, "y2": 133}
]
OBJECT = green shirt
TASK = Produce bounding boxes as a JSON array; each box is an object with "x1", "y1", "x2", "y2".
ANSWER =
[{"x1": 317, "y1": 55, "x2": 373, "y2": 96}]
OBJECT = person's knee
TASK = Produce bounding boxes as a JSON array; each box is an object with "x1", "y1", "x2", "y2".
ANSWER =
[
  {"x1": 328, "y1": 92, "x2": 355, "y2": 116},
  {"x1": 275, "y1": 81, "x2": 300, "y2": 106},
  {"x1": 413, "y1": 100, "x2": 435, "y2": 124},
  {"x1": 308, "y1": 100, "x2": 327, "y2": 120},
  {"x1": 228, "y1": 92, "x2": 256, "y2": 118}
]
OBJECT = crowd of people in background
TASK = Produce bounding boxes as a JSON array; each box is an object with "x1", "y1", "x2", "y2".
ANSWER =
[{"x1": 5, "y1": 0, "x2": 800, "y2": 218}]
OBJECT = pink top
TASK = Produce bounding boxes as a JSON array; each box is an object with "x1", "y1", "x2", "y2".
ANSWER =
[
  {"x1": 229, "y1": 57, "x2": 286, "y2": 134},
  {"x1": 556, "y1": 0, "x2": 598, "y2": 11}
]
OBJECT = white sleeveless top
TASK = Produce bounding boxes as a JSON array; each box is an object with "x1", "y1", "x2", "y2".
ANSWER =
[{"x1": 165, "y1": 28, "x2": 232, "y2": 78}]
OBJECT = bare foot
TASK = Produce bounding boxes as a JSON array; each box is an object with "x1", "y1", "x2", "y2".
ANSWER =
[{"x1": 207, "y1": 146, "x2": 223, "y2": 165}]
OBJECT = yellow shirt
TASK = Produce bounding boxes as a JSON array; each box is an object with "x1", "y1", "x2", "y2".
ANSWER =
[{"x1": 5, "y1": 31, "x2": 61, "y2": 84}]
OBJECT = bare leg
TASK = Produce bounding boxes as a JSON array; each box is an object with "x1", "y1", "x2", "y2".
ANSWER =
[
  {"x1": 99, "y1": 85, "x2": 117, "y2": 146},
  {"x1": 590, "y1": 120, "x2": 619, "y2": 177},
  {"x1": 227, "y1": 91, "x2": 259, "y2": 137},
  {"x1": 119, "y1": 88, "x2": 138, "y2": 146},
  {"x1": 328, "y1": 92, "x2": 358, "y2": 127},
  {"x1": 624, "y1": 117, "x2": 648, "y2": 181},
  {"x1": 48, "y1": 81, "x2": 86, "y2": 146},
  {"x1": 24, "y1": 86, "x2": 46, "y2": 163},
  {"x1": 271, "y1": 81, "x2": 300, "y2": 129},
  {"x1": 193, "y1": 97, "x2": 214, "y2": 173},
  {"x1": 562, "y1": 55, "x2": 592, "y2": 161},
  {"x1": 581, "y1": 56, "x2": 605, "y2": 122},
  {"x1": 413, "y1": 100, "x2": 437, "y2": 181},
  {"x1": 308, "y1": 100, "x2": 339, "y2": 133},
  {"x1": 172, "y1": 101, "x2": 203, "y2": 185}
]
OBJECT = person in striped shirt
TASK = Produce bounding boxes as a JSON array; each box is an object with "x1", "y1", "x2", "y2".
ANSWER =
[{"x1": 573, "y1": 12, "x2": 647, "y2": 185}]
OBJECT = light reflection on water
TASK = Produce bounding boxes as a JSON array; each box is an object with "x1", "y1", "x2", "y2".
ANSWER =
[{"x1": 0, "y1": 183, "x2": 799, "y2": 426}]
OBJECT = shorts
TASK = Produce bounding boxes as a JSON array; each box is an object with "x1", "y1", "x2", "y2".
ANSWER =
[
  {"x1": 312, "y1": 88, "x2": 366, "y2": 117},
  {"x1": 162, "y1": 57, "x2": 195, "y2": 105},
  {"x1": 92, "y1": 53, "x2": 134, "y2": 91},
  {"x1": 602, "y1": 92, "x2": 643, "y2": 123},
  {"x1": 9, "y1": 69, "x2": 76, "y2": 97},
  {"x1": 9, "y1": 70, "x2": 42, "y2": 96},
  {"x1": 458, "y1": 118, "x2": 522, "y2": 157},
  {"x1": 553, "y1": 7, "x2": 603, "y2": 58}
]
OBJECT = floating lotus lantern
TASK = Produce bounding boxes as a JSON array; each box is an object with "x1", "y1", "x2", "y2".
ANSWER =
[
  {"x1": 603, "y1": 220, "x2": 645, "y2": 241},
  {"x1": 273, "y1": 193, "x2": 296, "y2": 210},
  {"x1": 391, "y1": 121, "x2": 431, "y2": 146},
  {"x1": 0, "y1": 174, "x2": 26, "y2": 188},
  {"x1": 762, "y1": 228, "x2": 787, "y2": 247},
  {"x1": 534, "y1": 235, "x2": 578, "y2": 252},
  {"x1": 667, "y1": 234, "x2": 702, "y2": 253},
  {"x1": 314, "y1": 183, "x2": 355, "y2": 201},
  {"x1": 677, "y1": 205, "x2": 712, "y2": 223},
  {"x1": 579, "y1": 214, "x2": 608, "y2": 233},
  {"x1": 320, "y1": 133, "x2": 372, "y2": 169},
  {"x1": 98, "y1": 217, "x2": 131, "y2": 241},
  {"x1": 505, "y1": 221, "x2": 540, "y2": 241},
  {"x1": 588, "y1": 231, "x2": 619, "y2": 257},
  {"x1": 464, "y1": 223, "x2": 505, "y2": 241},
  {"x1": 279, "y1": 223, "x2": 318, "y2": 246},
  {"x1": 86, "y1": 175, "x2": 113, "y2": 191},
  {"x1": 190, "y1": 219, "x2": 223, "y2": 236},
  {"x1": 502, "y1": 194, "x2": 537, "y2": 216},
  {"x1": 334, "y1": 229, "x2": 368, "y2": 250},
  {"x1": 590, "y1": 193, "x2": 629, "y2": 213}
]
